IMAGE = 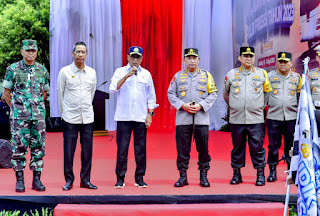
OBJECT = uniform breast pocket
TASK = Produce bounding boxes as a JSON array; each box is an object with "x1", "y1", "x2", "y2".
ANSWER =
[
  {"x1": 251, "y1": 80, "x2": 263, "y2": 94},
  {"x1": 66, "y1": 77, "x2": 81, "y2": 90},
  {"x1": 231, "y1": 81, "x2": 242, "y2": 95},
  {"x1": 197, "y1": 85, "x2": 207, "y2": 98},
  {"x1": 15, "y1": 75, "x2": 29, "y2": 92},
  {"x1": 36, "y1": 78, "x2": 45, "y2": 93},
  {"x1": 138, "y1": 80, "x2": 148, "y2": 91},
  {"x1": 178, "y1": 85, "x2": 188, "y2": 98}
]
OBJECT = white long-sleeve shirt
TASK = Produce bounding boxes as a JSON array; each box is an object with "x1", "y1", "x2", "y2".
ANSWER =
[
  {"x1": 109, "y1": 64, "x2": 158, "y2": 122},
  {"x1": 57, "y1": 62, "x2": 97, "y2": 124}
]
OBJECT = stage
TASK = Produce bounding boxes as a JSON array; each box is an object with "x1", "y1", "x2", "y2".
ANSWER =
[{"x1": 0, "y1": 130, "x2": 297, "y2": 211}]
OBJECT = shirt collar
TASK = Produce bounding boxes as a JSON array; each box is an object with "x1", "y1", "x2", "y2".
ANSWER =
[
  {"x1": 72, "y1": 61, "x2": 87, "y2": 72},
  {"x1": 21, "y1": 59, "x2": 39, "y2": 69},
  {"x1": 125, "y1": 63, "x2": 142, "y2": 72}
]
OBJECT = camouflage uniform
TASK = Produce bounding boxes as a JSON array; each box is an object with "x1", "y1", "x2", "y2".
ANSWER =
[{"x1": 3, "y1": 42, "x2": 49, "y2": 171}]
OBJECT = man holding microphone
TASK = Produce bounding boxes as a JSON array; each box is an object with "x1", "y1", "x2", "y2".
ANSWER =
[{"x1": 109, "y1": 46, "x2": 158, "y2": 189}]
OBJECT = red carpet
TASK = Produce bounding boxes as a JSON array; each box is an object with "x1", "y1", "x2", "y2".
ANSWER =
[
  {"x1": 54, "y1": 203, "x2": 285, "y2": 216},
  {"x1": 0, "y1": 130, "x2": 297, "y2": 196}
]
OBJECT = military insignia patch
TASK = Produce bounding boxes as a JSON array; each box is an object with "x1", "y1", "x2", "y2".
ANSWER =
[
  {"x1": 235, "y1": 87, "x2": 239, "y2": 93},
  {"x1": 224, "y1": 76, "x2": 228, "y2": 84},
  {"x1": 181, "y1": 91, "x2": 186, "y2": 97},
  {"x1": 171, "y1": 77, "x2": 176, "y2": 83}
]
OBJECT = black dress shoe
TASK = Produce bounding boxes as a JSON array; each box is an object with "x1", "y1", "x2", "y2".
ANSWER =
[
  {"x1": 80, "y1": 182, "x2": 97, "y2": 189},
  {"x1": 63, "y1": 182, "x2": 73, "y2": 191}
]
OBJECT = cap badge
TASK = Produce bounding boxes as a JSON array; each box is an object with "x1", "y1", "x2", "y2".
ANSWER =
[
  {"x1": 188, "y1": 49, "x2": 195, "y2": 55},
  {"x1": 246, "y1": 48, "x2": 251, "y2": 52},
  {"x1": 281, "y1": 52, "x2": 286, "y2": 58},
  {"x1": 133, "y1": 47, "x2": 139, "y2": 52}
]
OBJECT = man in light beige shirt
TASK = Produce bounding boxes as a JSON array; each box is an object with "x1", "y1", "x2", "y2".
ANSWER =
[{"x1": 57, "y1": 41, "x2": 97, "y2": 191}]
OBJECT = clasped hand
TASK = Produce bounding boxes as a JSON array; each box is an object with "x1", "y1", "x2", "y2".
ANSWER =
[{"x1": 182, "y1": 102, "x2": 201, "y2": 114}]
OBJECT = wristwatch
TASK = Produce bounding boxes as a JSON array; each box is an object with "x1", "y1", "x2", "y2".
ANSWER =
[{"x1": 148, "y1": 111, "x2": 155, "y2": 116}]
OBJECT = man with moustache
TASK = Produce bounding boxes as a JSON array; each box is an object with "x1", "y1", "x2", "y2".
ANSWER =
[
  {"x1": 266, "y1": 52, "x2": 301, "y2": 182},
  {"x1": 57, "y1": 41, "x2": 97, "y2": 191},
  {"x1": 167, "y1": 48, "x2": 218, "y2": 187},
  {"x1": 109, "y1": 46, "x2": 158, "y2": 189},
  {"x1": 223, "y1": 47, "x2": 272, "y2": 186}
]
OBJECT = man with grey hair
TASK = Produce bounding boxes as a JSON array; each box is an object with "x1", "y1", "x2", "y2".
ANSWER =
[{"x1": 57, "y1": 41, "x2": 97, "y2": 191}]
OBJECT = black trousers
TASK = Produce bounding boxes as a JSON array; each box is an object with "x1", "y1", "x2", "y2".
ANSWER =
[
  {"x1": 62, "y1": 119, "x2": 94, "y2": 184},
  {"x1": 116, "y1": 121, "x2": 147, "y2": 179},
  {"x1": 176, "y1": 125, "x2": 211, "y2": 171},
  {"x1": 230, "y1": 123, "x2": 266, "y2": 169},
  {"x1": 267, "y1": 119, "x2": 295, "y2": 165}
]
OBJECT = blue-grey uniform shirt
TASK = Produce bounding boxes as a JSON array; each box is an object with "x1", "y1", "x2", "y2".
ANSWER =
[
  {"x1": 167, "y1": 68, "x2": 218, "y2": 126},
  {"x1": 267, "y1": 70, "x2": 301, "y2": 121}
]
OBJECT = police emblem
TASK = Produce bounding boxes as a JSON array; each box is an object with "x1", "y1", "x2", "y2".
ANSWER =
[
  {"x1": 273, "y1": 89, "x2": 278, "y2": 95},
  {"x1": 181, "y1": 91, "x2": 186, "y2": 97},
  {"x1": 235, "y1": 87, "x2": 239, "y2": 93},
  {"x1": 133, "y1": 47, "x2": 139, "y2": 52}
]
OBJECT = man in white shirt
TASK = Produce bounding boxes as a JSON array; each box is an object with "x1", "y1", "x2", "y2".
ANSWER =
[
  {"x1": 109, "y1": 46, "x2": 158, "y2": 189},
  {"x1": 57, "y1": 41, "x2": 97, "y2": 191}
]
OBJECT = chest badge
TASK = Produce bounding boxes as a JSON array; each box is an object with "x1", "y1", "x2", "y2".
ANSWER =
[
  {"x1": 181, "y1": 91, "x2": 186, "y2": 97},
  {"x1": 290, "y1": 90, "x2": 294, "y2": 95},
  {"x1": 313, "y1": 86, "x2": 317, "y2": 92},
  {"x1": 273, "y1": 89, "x2": 278, "y2": 95},
  {"x1": 234, "y1": 87, "x2": 240, "y2": 93},
  {"x1": 72, "y1": 76, "x2": 75, "y2": 78},
  {"x1": 200, "y1": 91, "x2": 203, "y2": 96}
]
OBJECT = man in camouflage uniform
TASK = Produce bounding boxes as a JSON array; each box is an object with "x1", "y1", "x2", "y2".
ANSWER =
[
  {"x1": 2, "y1": 39, "x2": 49, "y2": 192},
  {"x1": 168, "y1": 48, "x2": 218, "y2": 187},
  {"x1": 223, "y1": 47, "x2": 272, "y2": 186},
  {"x1": 266, "y1": 52, "x2": 301, "y2": 183}
]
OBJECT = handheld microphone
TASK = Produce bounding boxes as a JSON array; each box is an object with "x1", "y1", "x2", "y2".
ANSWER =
[{"x1": 133, "y1": 70, "x2": 137, "y2": 76}]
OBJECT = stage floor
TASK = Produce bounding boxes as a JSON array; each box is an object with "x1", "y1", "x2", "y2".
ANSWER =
[{"x1": 0, "y1": 130, "x2": 297, "y2": 205}]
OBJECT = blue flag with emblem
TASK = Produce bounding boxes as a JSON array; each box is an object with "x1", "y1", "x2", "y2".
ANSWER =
[{"x1": 292, "y1": 57, "x2": 320, "y2": 215}]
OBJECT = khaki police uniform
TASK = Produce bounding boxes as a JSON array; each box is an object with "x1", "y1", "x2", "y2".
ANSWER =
[
  {"x1": 267, "y1": 70, "x2": 301, "y2": 165},
  {"x1": 309, "y1": 67, "x2": 320, "y2": 135},
  {"x1": 223, "y1": 66, "x2": 272, "y2": 169},
  {"x1": 168, "y1": 68, "x2": 218, "y2": 171}
]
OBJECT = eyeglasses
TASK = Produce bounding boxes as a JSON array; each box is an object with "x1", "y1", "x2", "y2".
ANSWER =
[
  {"x1": 74, "y1": 50, "x2": 86, "y2": 55},
  {"x1": 130, "y1": 55, "x2": 142, "y2": 60}
]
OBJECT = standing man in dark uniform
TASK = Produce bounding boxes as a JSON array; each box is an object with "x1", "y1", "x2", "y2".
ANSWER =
[
  {"x1": 2, "y1": 39, "x2": 49, "y2": 192},
  {"x1": 266, "y1": 52, "x2": 301, "y2": 182},
  {"x1": 223, "y1": 47, "x2": 272, "y2": 186},
  {"x1": 168, "y1": 48, "x2": 218, "y2": 187}
]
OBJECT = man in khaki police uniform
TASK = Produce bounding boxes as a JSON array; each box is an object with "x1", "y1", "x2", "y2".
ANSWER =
[
  {"x1": 168, "y1": 48, "x2": 218, "y2": 187},
  {"x1": 266, "y1": 52, "x2": 301, "y2": 182},
  {"x1": 309, "y1": 50, "x2": 320, "y2": 135},
  {"x1": 223, "y1": 47, "x2": 272, "y2": 186}
]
